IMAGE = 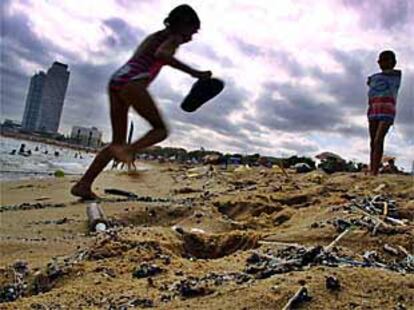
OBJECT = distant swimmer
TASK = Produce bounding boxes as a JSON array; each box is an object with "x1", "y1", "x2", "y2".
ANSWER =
[
  {"x1": 71, "y1": 4, "x2": 212, "y2": 199},
  {"x1": 18, "y1": 144, "x2": 26, "y2": 154},
  {"x1": 367, "y1": 50, "x2": 401, "y2": 176}
]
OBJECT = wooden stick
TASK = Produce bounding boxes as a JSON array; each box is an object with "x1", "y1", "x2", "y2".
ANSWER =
[
  {"x1": 325, "y1": 228, "x2": 352, "y2": 251},
  {"x1": 258, "y1": 240, "x2": 303, "y2": 248},
  {"x1": 351, "y1": 206, "x2": 389, "y2": 227},
  {"x1": 282, "y1": 286, "x2": 309, "y2": 310},
  {"x1": 383, "y1": 202, "x2": 388, "y2": 217},
  {"x1": 385, "y1": 216, "x2": 407, "y2": 226}
]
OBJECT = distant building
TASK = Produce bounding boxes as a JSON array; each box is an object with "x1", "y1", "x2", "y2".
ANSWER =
[
  {"x1": 21, "y1": 71, "x2": 46, "y2": 130},
  {"x1": 70, "y1": 126, "x2": 102, "y2": 148},
  {"x1": 22, "y1": 62, "x2": 70, "y2": 133},
  {"x1": 1, "y1": 119, "x2": 22, "y2": 133}
]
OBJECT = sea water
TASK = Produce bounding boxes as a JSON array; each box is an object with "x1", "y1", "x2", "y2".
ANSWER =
[
  {"x1": 0, "y1": 136, "x2": 96, "y2": 181},
  {"x1": 0, "y1": 137, "x2": 154, "y2": 181}
]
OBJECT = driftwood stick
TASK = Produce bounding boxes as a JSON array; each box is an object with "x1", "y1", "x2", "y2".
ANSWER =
[
  {"x1": 351, "y1": 206, "x2": 389, "y2": 227},
  {"x1": 325, "y1": 228, "x2": 352, "y2": 251},
  {"x1": 282, "y1": 286, "x2": 309, "y2": 310}
]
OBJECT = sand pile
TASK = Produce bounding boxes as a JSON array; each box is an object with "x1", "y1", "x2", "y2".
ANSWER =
[{"x1": 0, "y1": 163, "x2": 413, "y2": 309}]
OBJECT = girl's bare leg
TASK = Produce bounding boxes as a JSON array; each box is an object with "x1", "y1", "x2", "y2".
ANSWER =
[
  {"x1": 71, "y1": 90, "x2": 129, "y2": 199},
  {"x1": 370, "y1": 121, "x2": 391, "y2": 176},
  {"x1": 115, "y1": 80, "x2": 168, "y2": 160}
]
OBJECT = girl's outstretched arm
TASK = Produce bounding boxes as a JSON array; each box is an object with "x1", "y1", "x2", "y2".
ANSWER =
[{"x1": 155, "y1": 35, "x2": 211, "y2": 79}]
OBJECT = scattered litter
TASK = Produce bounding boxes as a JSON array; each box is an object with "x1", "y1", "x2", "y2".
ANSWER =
[{"x1": 0, "y1": 202, "x2": 66, "y2": 213}]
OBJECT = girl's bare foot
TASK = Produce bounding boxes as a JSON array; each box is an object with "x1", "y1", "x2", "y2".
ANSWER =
[
  {"x1": 71, "y1": 182, "x2": 98, "y2": 200},
  {"x1": 111, "y1": 144, "x2": 135, "y2": 170}
]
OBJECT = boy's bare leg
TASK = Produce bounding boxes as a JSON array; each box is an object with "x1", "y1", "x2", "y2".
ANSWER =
[
  {"x1": 370, "y1": 121, "x2": 391, "y2": 176},
  {"x1": 71, "y1": 91, "x2": 129, "y2": 199},
  {"x1": 368, "y1": 120, "x2": 379, "y2": 174}
]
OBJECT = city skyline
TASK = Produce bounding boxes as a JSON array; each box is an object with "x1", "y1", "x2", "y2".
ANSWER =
[{"x1": 1, "y1": 0, "x2": 413, "y2": 170}]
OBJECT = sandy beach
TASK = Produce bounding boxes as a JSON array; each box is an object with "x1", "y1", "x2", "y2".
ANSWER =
[{"x1": 0, "y1": 163, "x2": 413, "y2": 309}]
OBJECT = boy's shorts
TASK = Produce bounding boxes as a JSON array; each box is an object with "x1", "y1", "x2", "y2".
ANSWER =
[{"x1": 367, "y1": 97, "x2": 395, "y2": 123}]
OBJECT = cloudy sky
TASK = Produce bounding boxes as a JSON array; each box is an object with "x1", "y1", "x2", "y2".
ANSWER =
[{"x1": 1, "y1": 0, "x2": 413, "y2": 169}]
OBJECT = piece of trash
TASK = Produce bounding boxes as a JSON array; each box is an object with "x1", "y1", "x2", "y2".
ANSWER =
[
  {"x1": 86, "y1": 203, "x2": 108, "y2": 232},
  {"x1": 326, "y1": 276, "x2": 341, "y2": 291},
  {"x1": 95, "y1": 223, "x2": 107, "y2": 232},
  {"x1": 190, "y1": 228, "x2": 206, "y2": 234}
]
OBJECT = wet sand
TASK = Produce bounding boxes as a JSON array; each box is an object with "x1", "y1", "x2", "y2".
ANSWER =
[{"x1": 0, "y1": 162, "x2": 413, "y2": 309}]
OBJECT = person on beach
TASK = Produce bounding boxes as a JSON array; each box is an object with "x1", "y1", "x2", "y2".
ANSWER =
[
  {"x1": 71, "y1": 4, "x2": 212, "y2": 199},
  {"x1": 367, "y1": 50, "x2": 402, "y2": 176}
]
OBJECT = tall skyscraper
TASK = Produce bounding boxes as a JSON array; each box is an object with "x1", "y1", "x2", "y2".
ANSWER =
[
  {"x1": 21, "y1": 62, "x2": 70, "y2": 133},
  {"x1": 21, "y1": 71, "x2": 46, "y2": 131}
]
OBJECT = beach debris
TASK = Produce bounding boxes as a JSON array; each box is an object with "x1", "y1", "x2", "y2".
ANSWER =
[
  {"x1": 132, "y1": 263, "x2": 163, "y2": 279},
  {"x1": 373, "y1": 183, "x2": 387, "y2": 193},
  {"x1": 325, "y1": 227, "x2": 353, "y2": 251},
  {"x1": 104, "y1": 188, "x2": 138, "y2": 198},
  {"x1": 384, "y1": 244, "x2": 400, "y2": 256},
  {"x1": 245, "y1": 238, "x2": 414, "y2": 279},
  {"x1": 174, "y1": 187, "x2": 202, "y2": 194},
  {"x1": 117, "y1": 298, "x2": 154, "y2": 308},
  {"x1": 86, "y1": 203, "x2": 108, "y2": 232},
  {"x1": 282, "y1": 286, "x2": 312, "y2": 310},
  {"x1": 34, "y1": 196, "x2": 50, "y2": 201},
  {"x1": 0, "y1": 262, "x2": 29, "y2": 302},
  {"x1": 333, "y1": 195, "x2": 411, "y2": 235},
  {"x1": 326, "y1": 275, "x2": 341, "y2": 291},
  {"x1": 0, "y1": 202, "x2": 66, "y2": 213},
  {"x1": 103, "y1": 189, "x2": 170, "y2": 203},
  {"x1": 163, "y1": 272, "x2": 252, "y2": 300},
  {"x1": 186, "y1": 165, "x2": 212, "y2": 178}
]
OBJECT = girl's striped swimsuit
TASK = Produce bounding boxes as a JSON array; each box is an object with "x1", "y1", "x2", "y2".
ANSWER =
[
  {"x1": 109, "y1": 30, "x2": 170, "y2": 90},
  {"x1": 367, "y1": 70, "x2": 401, "y2": 123}
]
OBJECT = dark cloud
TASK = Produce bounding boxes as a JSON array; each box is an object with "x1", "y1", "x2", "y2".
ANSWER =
[
  {"x1": 267, "y1": 50, "x2": 306, "y2": 77},
  {"x1": 2, "y1": 10, "x2": 52, "y2": 67},
  {"x1": 232, "y1": 37, "x2": 262, "y2": 58},
  {"x1": 394, "y1": 72, "x2": 414, "y2": 143},
  {"x1": 191, "y1": 43, "x2": 234, "y2": 67},
  {"x1": 311, "y1": 49, "x2": 370, "y2": 113},
  {"x1": 278, "y1": 140, "x2": 318, "y2": 154},
  {"x1": 102, "y1": 18, "x2": 145, "y2": 50},
  {"x1": 342, "y1": 0, "x2": 412, "y2": 30},
  {"x1": 0, "y1": 7, "x2": 51, "y2": 121},
  {"x1": 231, "y1": 38, "x2": 306, "y2": 77},
  {"x1": 169, "y1": 78, "x2": 249, "y2": 138},
  {"x1": 253, "y1": 81, "x2": 343, "y2": 133}
]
